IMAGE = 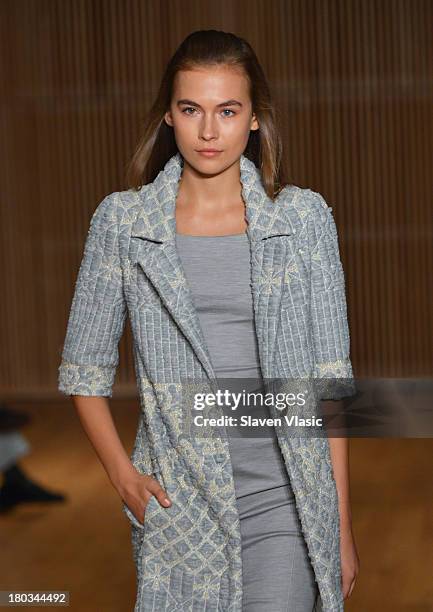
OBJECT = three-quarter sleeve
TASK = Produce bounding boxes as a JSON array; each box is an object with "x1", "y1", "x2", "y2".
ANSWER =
[
  {"x1": 306, "y1": 191, "x2": 356, "y2": 400},
  {"x1": 58, "y1": 192, "x2": 127, "y2": 397}
]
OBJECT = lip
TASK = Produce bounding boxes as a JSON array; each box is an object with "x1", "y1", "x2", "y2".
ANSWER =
[{"x1": 196, "y1": 149, "x2": 223, "y2": 157}]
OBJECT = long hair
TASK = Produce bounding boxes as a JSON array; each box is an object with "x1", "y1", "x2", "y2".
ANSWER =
[{"x1": 125, "y1": 29, "x2": 291, "y2": 199}]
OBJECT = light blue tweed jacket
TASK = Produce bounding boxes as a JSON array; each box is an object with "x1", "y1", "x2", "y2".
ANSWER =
[{"x1": 58, "y1": 152, "x2": 355, "y2": 612}]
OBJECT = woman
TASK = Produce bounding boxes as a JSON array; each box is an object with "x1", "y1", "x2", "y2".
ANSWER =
[{"x1": 58, "y1": 30, "x2": 359, "y2": 611}]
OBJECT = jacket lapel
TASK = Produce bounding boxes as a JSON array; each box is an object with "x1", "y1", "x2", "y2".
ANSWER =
[{"x1": 129, "y1": 152, "x2": 297, "y2": 383}]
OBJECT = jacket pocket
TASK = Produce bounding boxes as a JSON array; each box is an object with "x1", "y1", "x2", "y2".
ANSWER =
[
  {"x1": 122, "y1": 492, "x2": 159, "y2": 530},
  {"x1": 122, "y1": 459, "x2": 163, "y2": 530}
]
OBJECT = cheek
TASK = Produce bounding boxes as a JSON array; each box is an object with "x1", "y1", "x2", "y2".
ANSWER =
[
  {"x1": 172, "y1": 121, "x2": 189, "y2": 137},
  {"x1": 171, "y1": 127, "x2": 196, "y2": 156},
  {"x1": 171, "y1": 116, "x2": 196, "y2": 139},
  {"x1": 222, "y1": 120, "x2": 252, "y2": 151},
  {"x1": 225, "y1": 115, "x2": 250, "y2": 135}
]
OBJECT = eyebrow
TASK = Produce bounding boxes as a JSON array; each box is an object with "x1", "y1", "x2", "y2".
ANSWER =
[{"x1": 176, "y1": 99, "x2": 243, "y2": 108}]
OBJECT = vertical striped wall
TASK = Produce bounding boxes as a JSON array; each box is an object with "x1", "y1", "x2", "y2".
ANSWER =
[{"x1": 0, "y1": 0, "x2": 431, "y2": 398}]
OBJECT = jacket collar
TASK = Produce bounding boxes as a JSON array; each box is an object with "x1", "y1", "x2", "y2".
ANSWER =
[{"x1": 131, "y1": 152, "x2": 295, "y2": 242}]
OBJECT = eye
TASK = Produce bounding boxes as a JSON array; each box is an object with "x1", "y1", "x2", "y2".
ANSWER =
[
  {"x1": 181, "y1": 107, "x2": 236, "y2": 117},
  {"x1": 181, "y1": 106, "x2": 198, "y2": 115}
]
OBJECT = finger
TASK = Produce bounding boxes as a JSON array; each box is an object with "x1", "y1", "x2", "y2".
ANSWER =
[
  {"x1": 146, "y1": 481, "x2": 171, "y2": 507},
  {"x1": 341, "y1": 576, "x2": 350, "y2": 599},
  {"x1": 344, "y1": 576, "x2": 355, "y2": 599}
]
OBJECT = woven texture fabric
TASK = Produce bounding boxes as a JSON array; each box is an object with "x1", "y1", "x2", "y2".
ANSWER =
[{"x1": 58, "y1": 152, "x2": 355, "y2": 611}]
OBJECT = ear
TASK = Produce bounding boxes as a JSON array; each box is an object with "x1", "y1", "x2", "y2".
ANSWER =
[
  {"x1": 250, "y1": 112, "x2": 259, "y2": 131},
  {"x1": 164, "y1": 110, "x2": 173, "y2": 127}
]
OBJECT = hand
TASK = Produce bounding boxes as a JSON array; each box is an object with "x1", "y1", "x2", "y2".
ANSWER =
[
  {"x1": 117, "y1": 470, "x2": 171, "y2": 525},
  {"x1": 340, "y1": 519, "x2": 360, "y2": 600}
]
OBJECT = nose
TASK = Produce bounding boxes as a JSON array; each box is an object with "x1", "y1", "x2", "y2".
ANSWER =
[{"x1": 199, "y1": 114, "x2": 219, "y2": 141}]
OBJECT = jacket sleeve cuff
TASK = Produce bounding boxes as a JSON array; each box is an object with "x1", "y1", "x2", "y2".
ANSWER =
[
  {"x1": 58, "y1": 361, "x2": 116, "y2": 397},
  {"x1": 313, "y1": 358, "x2": 357, "y2": 400}
]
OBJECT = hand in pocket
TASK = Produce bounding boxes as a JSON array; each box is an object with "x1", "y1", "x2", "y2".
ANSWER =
[{"x1": 118, "y1": 470, "x2": 171, "y2": 525}]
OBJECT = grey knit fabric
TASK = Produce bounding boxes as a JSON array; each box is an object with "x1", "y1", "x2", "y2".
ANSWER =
[
  {"x1": 58, "y1": 152, "x2": 355, "y2": 611},
  {"x1": 175, "y1": 231, "x2": 291, "y2": 500}
]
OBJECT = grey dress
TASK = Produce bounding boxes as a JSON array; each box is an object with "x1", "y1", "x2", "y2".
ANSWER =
[{"x1": 176, "y1": 231, "x2": 319, "y2": 611}]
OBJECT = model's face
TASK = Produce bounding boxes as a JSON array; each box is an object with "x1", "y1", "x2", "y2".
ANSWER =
[{"x1": 164, "y1": 65, "x2": 259, "y2": 174}]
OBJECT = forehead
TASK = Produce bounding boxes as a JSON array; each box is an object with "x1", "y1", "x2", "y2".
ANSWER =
[{"x1": 173, "y1": 66, "x2": 250, "y2": 102}]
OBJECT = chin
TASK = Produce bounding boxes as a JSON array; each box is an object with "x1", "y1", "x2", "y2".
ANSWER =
[{"x1": 184, "y1": 154, "x2": 225, "y2": 175}]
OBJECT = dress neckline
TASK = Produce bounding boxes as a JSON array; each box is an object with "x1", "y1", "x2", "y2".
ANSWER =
[{"x1": 175, "y1": 232, "x2": 247, "y2": 238}]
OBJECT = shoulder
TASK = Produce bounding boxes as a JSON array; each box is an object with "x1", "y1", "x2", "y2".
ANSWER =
[
  {"x1": 89, "y1": 187, "x2": 146, "y2": 231},
  {"x1": 279, "y1": 184, "x2": 333, "y2": 214},
  {"x1": 277, "y1": 184, "x2": 336, "y2": 235}
]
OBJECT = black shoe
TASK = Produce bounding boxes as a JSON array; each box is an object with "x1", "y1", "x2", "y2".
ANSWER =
[
  {"x1": 0, "y1": 478, "x2": 66, "y2": 513},
  {"x1": 0, "y1": 405, "x2": 31, "y2": 432}
]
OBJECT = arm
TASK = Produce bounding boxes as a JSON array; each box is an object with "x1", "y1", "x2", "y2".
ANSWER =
[
  {"x1": 306, "y1": 192, "x2": 354, "y2": 507},
  {"x1": 328, "y1": 430, "x2": 358, "y2": 599},
  {"x1": 71, "y1": 395, "x2": 137, "y2": 490},
  {"x1": 326, "y1": 424, "x2": 351, "y2": 523},
  {"x1": 307, "y1": 192, "x2": 355, "y2": 398},
  {"x1": 58, "y1": 193, "x2": 126, "y2": 398},
  {"x1": 58, "y1": 193, "x2": 170, "y2": 522},
  {"x1": 307, "y1": 191, "x2": 359, "y2": 598}
]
